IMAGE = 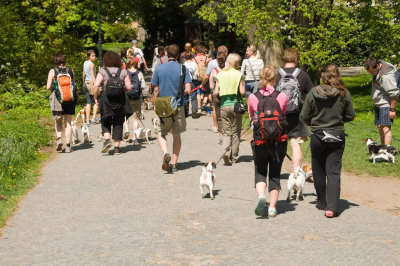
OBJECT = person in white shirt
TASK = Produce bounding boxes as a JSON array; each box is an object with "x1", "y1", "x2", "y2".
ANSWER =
[
  {"x1": 131, "y1": 39, "x2": 148, "y2": 73},
  {"x1": 183, "y1": 52, "x2": 200, "y2": 118},
  {"x1": 241, "y1": 45, "x2": 264, "y2": 97}
]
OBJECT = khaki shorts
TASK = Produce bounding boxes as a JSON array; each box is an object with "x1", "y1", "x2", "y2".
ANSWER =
[
  {"x1": 129, "y1": 99, "x2": 142, "y2": 118},
  {"x1": 160, "y1": 107, "x2": 186, "y2": 136},
  {"x1": 85, "y1": 80, "x2": 94, "y2": 95},
  {"x1": 289, "y1": 136, "x2": 308, "y2": 145}
]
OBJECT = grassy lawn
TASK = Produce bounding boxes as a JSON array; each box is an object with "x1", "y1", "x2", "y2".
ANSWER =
[
  {"x1": 296, "y1": 75, "x2": 400, "y2": 178},
  {"x1": 102, "y1": 42, "x2": 144, "y2": 53},
  {"x1": 0, "y1": 107, "x2": 53, "y2": 228}
]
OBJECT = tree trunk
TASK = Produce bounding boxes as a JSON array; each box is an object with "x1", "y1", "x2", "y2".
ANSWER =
[{"x1": 258, "y1": 40, "x2": 284, "y2": 68}]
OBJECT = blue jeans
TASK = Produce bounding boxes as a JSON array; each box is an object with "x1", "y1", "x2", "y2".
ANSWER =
[{"x1": 245, "y1": 81, "x2": 258, "y2": 98}]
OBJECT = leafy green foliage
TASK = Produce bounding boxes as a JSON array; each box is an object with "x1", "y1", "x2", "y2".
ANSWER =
[{"x1": 185, "y1": 0, "x2": 400, "y2": 70}]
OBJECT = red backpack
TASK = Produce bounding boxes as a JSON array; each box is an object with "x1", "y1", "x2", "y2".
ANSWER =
[{"x1": 253, "y1": 90, "x2": 288, "y2": 145}]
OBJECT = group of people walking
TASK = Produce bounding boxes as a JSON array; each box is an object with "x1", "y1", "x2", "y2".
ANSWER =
[{"x1": 46, "y1": 39, "x2": 397, "y2": 219}]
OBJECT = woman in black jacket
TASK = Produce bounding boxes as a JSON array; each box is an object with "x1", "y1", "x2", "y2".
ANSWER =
[
  {"x1": 300, "y1": 63, "x2": 355, "y2": 218},
  {"x1": 93, "y1": 51, "x2": 132, "y2": 155}
]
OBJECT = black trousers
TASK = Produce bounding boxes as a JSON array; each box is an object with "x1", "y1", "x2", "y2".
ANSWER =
[
  {"x1": 252, "y1": 141, "x2": 287, "y2": 192},
  {"x1": 310, "y1": 134, "x2": 345, "y2": 212},
  {"x1": 101, "y1": 113, "x2": 125, "y2": 141}
]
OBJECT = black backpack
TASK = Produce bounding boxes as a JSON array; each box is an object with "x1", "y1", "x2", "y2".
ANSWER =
[
  {"x1": 104, "y1": 68, "x2": 124, "y2": 98},
  {"x1": 253, "y1": 90, "x2": 288, "y2": 145},
  {"x1": 126, "y1": 69, "x2": 142, "y2": 100}
]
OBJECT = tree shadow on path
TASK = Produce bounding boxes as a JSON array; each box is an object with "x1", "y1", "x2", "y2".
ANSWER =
[{"x1": 177, "y1": 160, "x2": 204, "y2": 170}]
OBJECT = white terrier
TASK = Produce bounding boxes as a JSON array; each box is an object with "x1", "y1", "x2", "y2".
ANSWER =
[
  {"x1": 200, "y1": 162, "x2": 216, "y2": 200},
  {"x1": 287, "y1": 166, "x2": 306, "y2": 202}
]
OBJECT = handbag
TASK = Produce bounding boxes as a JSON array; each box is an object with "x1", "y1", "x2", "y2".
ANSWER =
[
  {"x1": 155, "y1": 64, "x2": 185, "y2": 118},
  {"x1": 233, "y1": 85, "x2": 246, "y2": 114}
]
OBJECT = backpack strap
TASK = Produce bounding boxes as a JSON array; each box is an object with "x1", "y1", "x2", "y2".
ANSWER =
[
  {"x1": 104, "y1": 67, "x2": 113, "y2": 78},
  {"x1": 292, "y1": 68, "x2": 301, "y2": 78},
  {"x1": 115, "y1": 68, "x2": 122, "y2": 78},
  {"x1": 176, "y1": 64, "x2": 186, "y2": 100},
  {"x1": 278, "y1": 68, "x2": 287, "y2": 77}
]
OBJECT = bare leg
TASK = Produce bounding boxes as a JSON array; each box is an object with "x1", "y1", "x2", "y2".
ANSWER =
[
  {"x1": 158, "y1": 133, "x2": 168, "y2": 154},
  {"x1": 172, "y1": 134, "x2": 181, "y2": 165},
  {"x1": 55, "y1": 117, "x2": 63, "y2": 139},
  {"x1": 92, "y1": 103, "x2": 98, "y2": 121},
  {"x1": 269, "y1": 189, "x2": 279, "y2": 209},
  {"x1": 114, "y1": 140, "x2": 120, "y2": 148},
  {"x1": 291, "y1": 141, "x2": 302, "y2": 171},
  {"x1": 85, "y1": 104, "x2": 91, "y2": 123},
  {"x1": 381, "y1": 125, "x2": 392, "y2": 146},
  {"x1": 64, "y1": 115, "x2": 73, "y2": 144},
  {"x1": 256, "y1": 182, "x2": 266, "y2": 197}
]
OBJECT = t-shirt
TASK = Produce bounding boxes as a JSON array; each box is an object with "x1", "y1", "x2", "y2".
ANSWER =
[
  {"x1": 134, "y1": 47, "x2": 144, "y2": 63},
  {"x1": 151, "y1": 61, "x2": 192, "y2": 107},
  {"x1": 152, "y1": 55, "x2": 168, "y2": 72},
  {"x1": 99, "y1": 67, "x2": 127, "y2": 91},
  {"x1": 184, "y1": 61, "x2": 198, "y2": 80},
  {"x1": 206, "y1": 59, "x2": 218, "y2": 76},
  {"x1": 241, "y1": 58, "x2": 264, "y2": 81}
]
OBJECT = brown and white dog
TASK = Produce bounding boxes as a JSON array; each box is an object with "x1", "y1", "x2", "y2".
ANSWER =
[
  {"x1": 302, "y1": 165, "x2": 313, "y2": 183},
  {"x1": 133, "y1": 127, "x2": 152, "y2": 145},
  {"x1": 200, "y1": 162, "x2": 216, "y2": 200},
  {"x1": 152, "y1": 117, "x2": 161, "y2": 134},
  {"x1": 72, "y1": 108, "x2": 90, "y2": 144},
  {"x1": 364, "y1": 138, "x2": 397, "y2": 163}
]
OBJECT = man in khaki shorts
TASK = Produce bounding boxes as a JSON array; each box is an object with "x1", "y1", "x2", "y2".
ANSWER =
[
  {"x1": 276, "y1": 48, "x2": 314, "y2": 172},
  {"x1": 151, "y1": 44, "x2": 192, "y2": 173}
]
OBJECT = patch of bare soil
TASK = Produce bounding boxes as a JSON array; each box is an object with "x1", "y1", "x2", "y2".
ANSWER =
[{"x1": 280, "y1": 158, "x2": 400, "y2": 217}]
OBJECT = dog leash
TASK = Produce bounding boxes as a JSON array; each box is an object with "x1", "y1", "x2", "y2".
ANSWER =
[
  {"x1": 348, "y1": 122, "x2": 400, "y2": 142},
  {"x1": 299, "y1": 141, "x2": 311, "y2": 168},
  {"x1": 215, "y1": 117, "x2": 252, "y2": 166}
]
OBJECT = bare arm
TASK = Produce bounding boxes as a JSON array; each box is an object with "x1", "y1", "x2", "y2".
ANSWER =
[
  {"x1": 214, "y1": 81, "x2": 219, "y2": 95},
  {"x1": 239, "y1": 81, "x2": 245, "y2": 95},
  {"x1": 124, "y1": 74, "x2": 132, "y2": 92},
  {"x1": 82, "y1": 67, "x2": 85, "y2": 84},
  {"x1": 153, "y1": 86, "x2": 159, "y2": 98},
  {"x1": 46, "y1": 69, "x2": 55, "y2": 90},
  {"x1": 93, "y1": 73, "x2": 103, "y2": 103},
  {"x1": 184, "y1": 83, "x2": 191, "y2": 95},
  {"x1": 90, "y1": 62, "x2": 96, "y2": 82}
]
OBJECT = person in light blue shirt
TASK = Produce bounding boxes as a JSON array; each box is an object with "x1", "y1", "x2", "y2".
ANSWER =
[{"x1": 151, "y1": 44, "x2": 192, "y2": 173}]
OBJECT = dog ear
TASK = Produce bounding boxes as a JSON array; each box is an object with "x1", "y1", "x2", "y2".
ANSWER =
[
  {"x1": 212, "y1": 162, "x2": 216, "y2": 169},
  {"x1": 204, "y1": 162, "x2": 209, "y2": 168}
]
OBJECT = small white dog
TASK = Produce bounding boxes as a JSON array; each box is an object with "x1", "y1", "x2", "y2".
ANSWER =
[
  {"x1": 152, "y1": 117, "x2": 161, "y2": 134},
  {"x1": 200, "y1": 162, "x2": 216, "y2": 200},
  {"x1": 133, "y1": 127, "x2": 152, "y2": 145},
  {"x1": 287, "y1": 166, "x2": 306, "y2": 202},
  {"x1": 72, "y1": 108, "x2": 90, "y2": 144}
]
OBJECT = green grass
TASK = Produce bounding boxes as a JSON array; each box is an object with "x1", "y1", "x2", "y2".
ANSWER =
[
  {"x1": 295, "y1": 75, "x2": 400, "y2": 178},
  {"x1": 0, "y1": 107, "x2": 53, "y2": 228},
  {"x1": 102, "y1": 42, "x2": 144, "y2": 54}
]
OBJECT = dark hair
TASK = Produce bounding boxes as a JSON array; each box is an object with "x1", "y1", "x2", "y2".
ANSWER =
[
  {"x1": 217, "y1": 45, "x2": 228, "y2": 56},
  {"x1": 321, "y1": 63, "x2": 347, "y2": 99},
  {"x1": 158, "y1": 46, "x2": 165, "y2": 54},
  {"x1": 54, "y1": 53, "x2": 65, "y2": 66},
  {"x1": 167, "y1": 44, "x2": 180, "y2": 59},
  {"x1": 184, "y1": 52, "x2": 192, "y2": 60},
  {"x1": 120, "y1": 48, "x2": 127, "y2": 59},
  {"x1": 217, "y1": 52, "x2": 227, "y2": 69},
  {"x1": 103, "y1": 51, "x2": 122, "y2": 68},
  {"x1": 87, "y1": 49, "x2": 95, "y2": 58},
  {"x1": 364, "y1": 57, "x2": 380, "y2": 70}
]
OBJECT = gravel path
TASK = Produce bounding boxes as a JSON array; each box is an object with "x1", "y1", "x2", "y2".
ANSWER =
[{"x1": 0, "y1": 108, "x2": 399, "y2": 265}]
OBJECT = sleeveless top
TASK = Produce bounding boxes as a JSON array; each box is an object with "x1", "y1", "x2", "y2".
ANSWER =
[{"x1": 83, "y1": 61, "x2": 96, "y2": 82}]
